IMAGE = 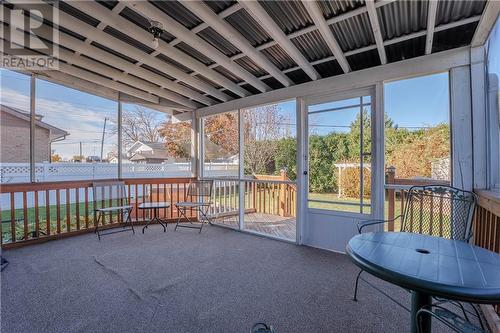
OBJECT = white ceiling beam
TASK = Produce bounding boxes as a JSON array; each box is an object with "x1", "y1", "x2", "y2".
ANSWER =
[
  {"x1": 70, "y1": 1, "x2": 246, "y2": 99},
  {"x1": 10, "y1": 1, "x2": 220, "y2": 106},
  {"x1": 2, "y1": 4, "x2": 199, "y2": 109},
  {"x1": 239, "y1": 0, "x2": 320, "y2": 81},
  {"x1": 198, "y1": 46, "x2": 471, "y2": 117},
  {"x1": 1, "y1": 43, "x2": 158, "y2": 104},
  {"x1": 365, "y1": 0, "x2": 387, "y2": 65},
  {"x1": 181, "y1": 1, "x2": 293, "y2": 87},
  {"x1": 302, "y1": 1, "x2": 350, "y2": 73},
  {"x1": 126, "y1": 1, "x2": 271, "y2": 93},
  {"x1": 0, "y1": 24, "x2": 159, "y2": 105},
  {"x1": 32, "y1": 71, "x2": 119, "y2": 102},
  {"x1": 118, "y1": 95, "x2": 184, "y2": 115},
  {"x1": 425, "y1": 0, "x2": 439, "y2": 54},
  {"x1": 251, "y1": 15, "x2": 481, "y2": 82},
  {"x1": 231, "y1": 0, "x2": 397, "y2": 62},
  {"x1": 471, "y1": 0, "x2": 500, "y2": 47},
  {"x1": 170, "y1": 3, "x2": 242, "y2": 46}
]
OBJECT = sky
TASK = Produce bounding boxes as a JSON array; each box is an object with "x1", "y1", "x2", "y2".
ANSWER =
[{"x1": 0, "y1": 68, "x2": 452, "y2": 161}]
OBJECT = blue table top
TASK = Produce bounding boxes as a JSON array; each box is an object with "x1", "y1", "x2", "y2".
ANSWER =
[{"x1": 346, "y1": 232, "x2": 500, "y2": 303}]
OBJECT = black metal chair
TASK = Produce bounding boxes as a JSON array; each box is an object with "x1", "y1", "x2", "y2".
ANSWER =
[
  {"x1": 353, "y1": 185, "x2": 480, "y2": 323},
  {"x1": 174, "y1": 179, "x2": 213, "y2": 233},
  {"x1": 93, "y1": 181, "x2": 134, "y2": 240},
  {"x1": 416, "y1": 305, "x2": 487, "y2": 333}
]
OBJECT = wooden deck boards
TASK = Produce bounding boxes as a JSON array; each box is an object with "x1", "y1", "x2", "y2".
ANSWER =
[{"x1": 212, "y1": 213, "x2": 296, "y2": 241}]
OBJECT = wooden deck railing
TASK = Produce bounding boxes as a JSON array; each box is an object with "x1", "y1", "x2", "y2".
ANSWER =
[
  {"x1": 473, "y1": 189, "x2": 500, "y2": 318},
  {"x1": 0, "y1": 177, "x2": 195, "y2": 248},
  {"x1": 208, "y1": 172, "x2": 297, "y2": 220},
  {"x1": 385, "y1": 167, "x2": 449, "y2": 231}
]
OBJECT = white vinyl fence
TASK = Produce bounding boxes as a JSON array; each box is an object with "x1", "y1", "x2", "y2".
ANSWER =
[
  {"x1": 0, "y1": 162, "x2": 238, "y2": 210},
  {"x1": 0, "y1": 162, "x2": 239, "y2": 184}
]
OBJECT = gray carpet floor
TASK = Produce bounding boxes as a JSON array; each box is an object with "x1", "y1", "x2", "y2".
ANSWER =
[{"x1": 1, "y1": 224, "x2": 467, "y2": 332}]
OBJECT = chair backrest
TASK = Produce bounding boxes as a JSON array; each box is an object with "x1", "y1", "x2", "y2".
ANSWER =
[
  {"x1": 186, "y1": 179, "x2": 213, "y2": 202},
  {"x1": 400, "y1": 185, "x2": 477, "y2": 241},
  {"x1": 92, "y1": 181, "x2": 128, "y2": 210}
]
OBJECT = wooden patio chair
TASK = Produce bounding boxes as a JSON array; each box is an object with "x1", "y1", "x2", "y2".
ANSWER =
[
  {"x1": 174, "y1": 179, "x2": 213, "y2": 233},
  {"x1": 93, "y1": 181, "x2": 134, "y2": 240},
  {"x1": 352, "y1": 185, "x2": 481, "y2": 327}
]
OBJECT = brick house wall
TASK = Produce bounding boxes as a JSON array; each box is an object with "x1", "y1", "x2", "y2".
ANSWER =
[{"x1": 0, "y1": 111, "x2": 51, "y2": 163}]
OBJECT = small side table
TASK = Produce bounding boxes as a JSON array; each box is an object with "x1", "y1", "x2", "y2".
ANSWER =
[{"x1": 138, "y1": 202, "x2": 171, "y2": 234}]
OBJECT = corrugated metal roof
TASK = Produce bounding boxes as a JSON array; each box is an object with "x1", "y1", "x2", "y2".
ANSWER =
[
  {"x1": 346, "y1": 49, "x2": 381, "y2": 70},
  {"x1": 174, "y1": 42, "x2": 215, "y2": 66},
  {"x1": 378, "y1": 0, "x2": 428, "y2": 40},
  {"x1": 95, "y1": 1, "x2": 118, "y2": 11},
  {"x1": 197, "y1": 27, "x2": 241, "y2": 57},
  {"x1": 140, "y1": 64, "x2": 176, "y2": 81},
  {"x1": 203, "y1": 0, "x2": 236, "y2": 14},
  {"x1": 103, "y1": 26, "x2": 155, "y2": 54},
  {"x1": 262, "y1": 77, "x2": 285, "y2": 90},
  {"x1": 119, "y1": 6, "x2": 176, "y2": 43},
  {"x1": 261, "y1": 44, "x2": 297, "y2": 71},
  {"x1": 313, "y1": 60, "x2": 343, "y2": 78},
  {"x1": 286, "y1": 68, "x2": 312, "y2": 84},
  {"x1": 240, "y1": 84, "x2": 261, "y2": 95},
  {"x1": 150, "y1": 0, "x2": 203, "y2": 30},
  {"x1": 258, "y1": 0, "x2": 314, "y2": 34},
  {"x1": 319, "y1": 0, "x2": 365, "y2": 20},
  {"x1": 178, "y1": 81, "x2": 205, "y2": 95},
  {"x1": 291, "y1": 30, "x2": 333, "y2": 62},
  {"x1": 330, "y1": 12, "x2": 375, "y2": 52},
  {"x1": 58, "y1": 2, "x2": 100, "y2": 27},
  {"x1": 436, "y1": 0, "x2": 486, "y2": 25},
  {"x1": 433, "y1": 21, "x2": 479, "y2": 53},
  {"x1": 234, "y1": 56, "x2": 269, "y2": 77},
  {"x1": 386, "y1": 35, "x2": 425, "y2": 63},
  {"x1": 20, "y1": 0, "x2": 491, "y2": 111},
  {"x1": 155, "y1": 54, "x2": 193, "y2": 74},
  {"x1": 213, "y1": 66, "x2": 243, "y2": 83},
  {"x1": 225, "y1": 10, "x2": 272, "y2": 47},
  {"x1": 90, "y1": 41, "x2": 137, "y2": 64},
  {"x1": 195, "y1": 74, "x2": 222, "y2": 90}
]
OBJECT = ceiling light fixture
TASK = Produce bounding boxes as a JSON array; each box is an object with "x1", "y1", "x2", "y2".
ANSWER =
[{"x1": 149, "y1": 20, "x2": 163, "y2": 49}]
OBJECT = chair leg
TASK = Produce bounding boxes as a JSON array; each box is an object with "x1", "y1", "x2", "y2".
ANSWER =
[
  {"x1": 175, "y1": 206, "x2": 186, "y2": 231},
  {"x1": 125, "y1": 208, "x2": 134, "y2": 235},
  {"x1": 353, "y1": 269, "x2": 363, "y2": 301},
  {"x1": 199, "y1": 206, "x2": 212, "y2": 226},
  {"x1": 94, "y1": 212, "x2": 102, "y2": 240}
]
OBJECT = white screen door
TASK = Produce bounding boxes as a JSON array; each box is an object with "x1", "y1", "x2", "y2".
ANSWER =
[{"x1": 302, "y1": 87, "x2": 380, "y2": 252}]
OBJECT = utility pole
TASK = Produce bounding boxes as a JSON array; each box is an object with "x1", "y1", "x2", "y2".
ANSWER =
[
  {"x1": 100, "y1": 117, "x2": 108, "y2": 162},
  {"x1": 79, "y1": 141, "x2": 82, "y2": 160}
]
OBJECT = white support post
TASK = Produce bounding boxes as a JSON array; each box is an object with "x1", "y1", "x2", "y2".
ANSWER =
[
  {"x1": 470, "y1": 46, "x2": 488, "y2": 189},
  {"x1": 191, "y1": 113, "x2": 199, "y2": 179},
  {"x1": 296, "y1": 97, "x2": 306, "y2": 245},
  {"x1": 238, "y1": 109, "x2": 245, "y2": 231},
  {"x1": 197, "y1": 118, "x2": 204, "y2": 180},
  {"x1": 450, "y1": 66, "x2": 474, "y2": 191},
  {"x1": 117, "y1": 99, "x2": 123, "y2": 179},
  {"x1": 373, "y1": 83, "x2": 385, "y2": 224},
  {"x1": 487, "y1": 74, "x2": 500, "y2": 189},
  {"x1": 30, "y1": 74, "x2": 36, "y2": 183}
]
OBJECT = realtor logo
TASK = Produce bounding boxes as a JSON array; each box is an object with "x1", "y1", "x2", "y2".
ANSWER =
[{"x1": 1, "y1": 1, "x2": 59, "y2": 70}]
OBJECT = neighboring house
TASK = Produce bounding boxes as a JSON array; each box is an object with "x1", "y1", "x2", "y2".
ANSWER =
[
  {"x1": 126, "y1": 141, "x2": 174, "y2": 164},
  {"x1": 0, "y1": 104, "x2": 68, "y2": 163}
]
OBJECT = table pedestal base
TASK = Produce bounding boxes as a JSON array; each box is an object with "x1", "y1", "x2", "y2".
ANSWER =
[{"x1": 411, "y1": 291, "x2": 432, "y2": 333}]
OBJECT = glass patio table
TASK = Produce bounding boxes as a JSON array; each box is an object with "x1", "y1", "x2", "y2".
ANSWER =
[
  {"x1": 138, "y1": 202, "x2": 171, "y2": 234},
  {"x1": 346, "y1": 232, "x2": 500, "y2": 333}
]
